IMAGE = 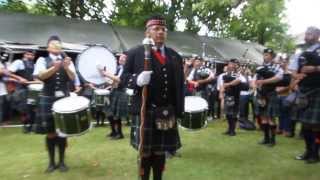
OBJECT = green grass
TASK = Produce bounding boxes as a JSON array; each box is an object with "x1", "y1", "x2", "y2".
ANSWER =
[{"x1": 0, "y1": 120, "x2": 319, "y2": 180}]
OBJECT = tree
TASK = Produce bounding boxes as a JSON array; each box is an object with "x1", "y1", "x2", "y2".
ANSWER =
[
  {"x1": 192, "y1": 0, "x2": 245, "y2": 37},
  {"x1": 228, "y1": 0, "x2": 287, "y2": 45},
  {"x1": 0, "y1": 0, "x2": 29, "y2": 12},
  {"x1": 110, "y1": 0, "x2": 167, "y2": 29},
  {"x1": 36, "y1": 0, "x2": 109, "y2": 22}
]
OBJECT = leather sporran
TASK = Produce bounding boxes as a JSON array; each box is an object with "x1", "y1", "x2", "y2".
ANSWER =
[
  {"x1": 154, "y1": 105, "x2": 176, "y2": 131},
  {"x1": 257, "y1": 97, "x2": 267, "y2": 108},
  {"x1": 225, "y1": 96, "x2": 235, "y2": 107}
]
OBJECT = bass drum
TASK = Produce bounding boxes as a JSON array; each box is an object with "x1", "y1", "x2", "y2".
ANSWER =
[{"x1": 76, "y1": 46, "x2": 117, "y2": 85}]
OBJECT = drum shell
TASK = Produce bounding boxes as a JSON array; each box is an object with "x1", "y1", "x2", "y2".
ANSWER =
[
  {"x1": 54, "y1": 108, "x2": 91, "y2": 137},
  {"x1": 180, "y1": 110, "x2": 207, "y2": 130},
  {"x1": 27, "y1": 89, "x2": 41, "y2": 105},
  {"x1": 94, "y1": 93, "x2": 110, "y2": 106}
]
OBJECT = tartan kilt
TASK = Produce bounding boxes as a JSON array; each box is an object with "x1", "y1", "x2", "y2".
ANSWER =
[
  {"x1": 130, "y1": 113, "x2": 182, "y2": 155},
  {"x1": 34, "y1": 95, "x2": 57, "y2": 134},
  {"x1": 299, "y1": 89, "x2": 320, "y2": 125},
  {"x1": 267, "y1": 92, "x2": 280, "y2": 118},
  {"x1": 11, "y1": 88, "x2": 28, "y2": 113},
  {"x1": 224, "y1": 96, "x2": 239, "y2": 118},
  {"x1": 255, "y1": 92, "x2": 279, "y2": 118},
  {"x1": 107, "y1": 90, "x2": 129, "y2": 119}
]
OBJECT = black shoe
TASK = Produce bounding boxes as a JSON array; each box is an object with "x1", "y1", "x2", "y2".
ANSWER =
[
  {"x1": 106, "y1": 132, "x2": 116, "y2": 138},
  {"x1": 223, "y1": 130, "x2": 230, "y2": 135},
  {"x1": 267, "y1": 137, "x2": 276, "y2": 147},
  {"x1": 229, "y1": 131, "x2": 236, "y2": 136},
  {"x1": 58, "y1": 163, "x2": 69, "y2": 172},
  {"x1": 295, "y1": 152, "x2": 309, "y2": 160},
  {"x1": 305, "y1": 156, "x2": 319, "y2": 164},
  {"x1": 111, "y1": 134, "x2": 124, "y2": 140},
  {"x1": 258, "y1": 139, "x2": 270, "y2": 145},
  {"x1": 45, "y1": 164, "x2": 56, "y2": 173}
]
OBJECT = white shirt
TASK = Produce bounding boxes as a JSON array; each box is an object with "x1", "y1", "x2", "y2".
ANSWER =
[
  {"x1": 217, "y1": 73, "x2": 224, "y2": 91},
  {"x1": 8, "y1": 59, "x2": 26, "y2": 72},
  {"x1": 240, "y1": 75, "x2": 253, "y2": 96},
  {"x1": 33, "y1": 54, "x2": 76, "y2": 77},
  {"x1": 187, "y1": 68, "x2": 196, "y2": 81},
  {"x1": 74, "y1": 73, "x2": 81, "y2": 86},
  {"x1": 0, "y1": 62, "x2": 8, "y2": 96},
  {"x1": 288, "y1": 43, "x2": 320, "y2": 71}
]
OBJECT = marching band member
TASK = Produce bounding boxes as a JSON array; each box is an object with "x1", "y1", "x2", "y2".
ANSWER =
[
  {"x1": 99, "y1": 53, "x2": 128, "y2": 140},
  {"x1": 33, "y1": 35, "x2": 76, "y2": 173},
  {"x1": 255, "y1": 48, "x2": 284, "y2": 147},
  {"x1": 8, "y1": 50, "x2": 40, "y2": 133},
  {"x1": 186, "y1": 57, "x2": 214, "y2": 97},
  {"x1": 220, "y1": 59, "x2": 244, "y2": 136},
  {"x1": 121, "y1": 15, "x2": 184, "y2": 180},
  {"x1": 289, "y1": 27, "x2": 320, "y2": 163},
  {"x1": 276, "y1": 55, "x2": 292, "y2": 137}
]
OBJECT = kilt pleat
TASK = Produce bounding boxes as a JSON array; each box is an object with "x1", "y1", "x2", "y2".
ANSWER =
[
  {"x1": 107, "y1": 90, "x2": 129, "y2": 118},
  {"x1": 130, "y1": 113, "x2": 181, "y2": 155}
]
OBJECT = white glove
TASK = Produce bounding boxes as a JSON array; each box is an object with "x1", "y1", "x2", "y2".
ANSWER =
[{"x1": 137, "y1": 71, "x2": 153, "y2": 87}]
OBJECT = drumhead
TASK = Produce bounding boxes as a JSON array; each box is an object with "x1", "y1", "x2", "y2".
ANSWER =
[
  {"x1": 28, "y1": 84, "x2": 43, "y2": 91},
  {"x1": 77, "y1": 46, "x2": 117, "y2": 85},
  {"x1": 52, "y1": 96, "x2": 90, "y2": 113},
  {"x1": 70, "y1": 92, "x2": 78, "y2": 97},
  {"x1": 184, "y1": 96, "x2": 208, "y2": 113},
  {"x1": 94, "y1": 89, "x2": 110, "y2": 95}
]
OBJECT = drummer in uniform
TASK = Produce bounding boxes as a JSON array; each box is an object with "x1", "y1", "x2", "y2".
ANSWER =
[
  {"x1": 8, "y1": 50, "x2": 41, "y2": 133},
  {"x1": 121, "y1": 15, "x2": 184, "y2": 180},
  {"x1": 33, "y1": 35, "x2": 76, "y2": 173},
  {"x1": 99, "y1": 53, "x2": 128, "y2": 140},
  {"x1": 254, "y1": 48, "x2": 283, "y2": 147},
  {"x1": 220, "y1": 59, "x2": 244, "y2": 136}
]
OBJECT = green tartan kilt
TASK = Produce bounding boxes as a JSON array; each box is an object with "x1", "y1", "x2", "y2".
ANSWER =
[
  {"x1": 34, "y1": 95, "x2": 57, "y2": 134},
  {"x1": 130, "y1": 114, "x2": 182, "y2": 155},
  {"x1": 299, "y1": 89, "x2": 320, "y2": 125},
  {"x1": 255, "y1": 92, "x2": 279, "y2": 118},
  {"x1": 11, "y1": 88, "x2": 28, "y2": 113},
  {"x1": 106, "y1": 90, "x2": 129, "y2": 119}
]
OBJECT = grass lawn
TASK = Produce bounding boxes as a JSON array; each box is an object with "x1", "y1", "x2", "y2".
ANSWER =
[{"x1": 0, "y1": 120, "x2": 319, "y2": 180}]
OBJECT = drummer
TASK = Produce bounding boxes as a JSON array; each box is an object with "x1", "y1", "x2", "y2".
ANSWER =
[
  {"x1": 99, "y1": 53, "x2": 128, "y2": 140},
  {"x1": 33, "y1": 35, "x2": 76, "y2": 173},
  {"x1": 8, "y1": 50, "x2": 41, "y2": 133},
  {"x1": 82, "y1": 81, "x2": 109, "y2": 126}
]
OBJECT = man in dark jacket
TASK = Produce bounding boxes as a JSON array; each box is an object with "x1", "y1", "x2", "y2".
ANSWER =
[{"x1": 121, "y1": 15, "x2": 184, "y2": 180}]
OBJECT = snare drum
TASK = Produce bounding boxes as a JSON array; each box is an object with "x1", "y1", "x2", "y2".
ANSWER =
[
  {"x1": 27, "y1": 84, "x2": 43, "y2": 105},
  {"x1": 180, "y1": 96, "x2": 208, "y2": 130},
  {"x1": 52, "y1": 96, "x2": 91, "y2": 137},
  {"x1": 94, "y1": 89, "x2": 110, "y2": 106}
]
